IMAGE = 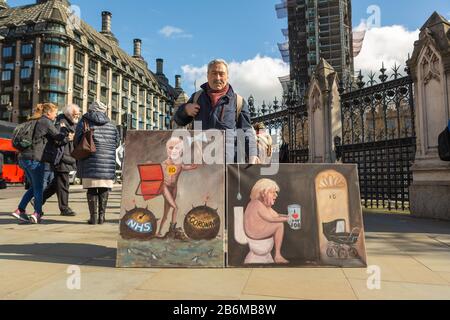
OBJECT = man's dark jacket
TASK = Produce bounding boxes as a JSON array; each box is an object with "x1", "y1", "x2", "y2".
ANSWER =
[
  {"x1": 173, "y1": 83, "x2": 256, "y2": 161},
  {"x1": 174, "y1": 83, "x2": 253, "y2": 131},
  {"x1": 53, "y1": 113, "x2": 77, "y2": 173}
]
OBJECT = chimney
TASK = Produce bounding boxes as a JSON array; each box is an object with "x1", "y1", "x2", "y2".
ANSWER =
[
  {"x1": 133, "y1": 39, "x2": 142, "y2": 58},
  {"x1": 156, "y1": 58, "x2": 163, "y2": 75},
  {"x1": 101, "y1": 11, "x2": 112, "y2": 34},
  {"x1": 175, "y1": 75, "x2": 181, "y2": 89}
]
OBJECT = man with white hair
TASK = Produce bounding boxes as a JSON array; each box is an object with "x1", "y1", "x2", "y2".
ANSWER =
[
  {"x1": 42, "y1": 104, "x2": 81, "y2": 216},
  {"x1": 173, "y1": 59, "x2": 257, "y2": 163}
]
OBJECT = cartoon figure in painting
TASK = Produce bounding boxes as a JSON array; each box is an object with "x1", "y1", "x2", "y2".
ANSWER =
[
  {"x1": 158, "y1": 137, "x2": 198, "y2": 239},
  {"x1": 244, "y1": 179, "x2": 289, "y2": 264}
]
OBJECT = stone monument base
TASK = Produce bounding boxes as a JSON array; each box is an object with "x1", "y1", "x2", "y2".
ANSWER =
[{"x1": 410, "y1": 158, "x2": 450, "y2": 220}]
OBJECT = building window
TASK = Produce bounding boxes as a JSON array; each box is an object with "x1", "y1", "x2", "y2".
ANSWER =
[
  {"x1": 122, "y1": 97, "x2": 129, "y2": 110},
  {"x1": 74, "y1": 32, "x2": 82, "y2": 43},
  {"x1": 73, "y1": 88, "x2": 83, "y2": 107},
  {"x1": 42, "y1": 43, "x2": 67, "y2": 67},
  {"x1": 41, "y1": 67, "x2": 67, "y2": 91},
  {"x1": 19, "y1": 84, "x2": 33, "y2": 107},
  {"x1": 20, "y1": 60, "x2": 34, "y2": 80},
  {"x1": 40, "y1": 92, "x2": 66, "y2": 108},
  {"x1": 88, "y1": 81, "x2": 97, "y2": 93},
  {"x1": 74, "y1": 74, "x2": 84, "y2": 88},
  {"x1": 88, "y1": 94, "x2": 95, "y2": 105},
  {"x1": 100, "y1": 88, "x2": 108, "y2": 104},
  {"x1": 2, "y1": 46, "x2": 14, "y2": 59},
  {"x1": 112, "y1": 74, "x2": 119, "y2": 91},
  {"x1": 89, "y1": 60, "x2": 98, "y2": 74},
  {"x1": 88, "y1": 41, "x2": 95, "y2": 52},
  {"x1": 1, "y1": 71, "x2": 12, "y2": 81},
  {"x1": 20, "y1": 68, "x2": 32, "y2": 80},
  {"x1": 46, "y1": 23, "x2": 66, "y2": 33},
  {"x1": 101, "y1": 67, "x2": 108, "y2": 86},
  {"x1": 21, "y1": 43, "x2": 34, "y2": 56},
  {"x1": 23, "y1": 60, "x2": 33, "y2": 69},
  {"x1": 0, "y1": 94, "x2": 11, "y2": 105},
  {"x1": 75, "y1": 50, "x2": 84, "y2": 65},
  {"x1": 73, "y1": 96, "x2": 83, "y2": 108},
  {"x1": 122, "y1": 79, "x2": 129, "y2": 91}
]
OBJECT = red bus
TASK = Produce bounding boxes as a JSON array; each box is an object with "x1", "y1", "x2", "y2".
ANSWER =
[{"x1": 0, "y1": 137, "x2": 24, "y2": 184}]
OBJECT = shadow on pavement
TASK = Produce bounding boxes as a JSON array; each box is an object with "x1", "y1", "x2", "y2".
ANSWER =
[
  {"x1": 0, "y1": 243, "x2": 117, "y2": 267},
  {"x1": 364, "y1": 213, "x2": 450, "y2": 235}
]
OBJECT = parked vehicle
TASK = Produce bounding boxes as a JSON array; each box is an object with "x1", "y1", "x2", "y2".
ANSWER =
[{"x1": 0, "y1": 138, "x2": 25, "y2": 184}]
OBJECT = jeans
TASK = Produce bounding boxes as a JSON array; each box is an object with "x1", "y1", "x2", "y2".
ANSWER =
[{"x1": 18, "y1": 160, "x2": 45, "y2": 214}]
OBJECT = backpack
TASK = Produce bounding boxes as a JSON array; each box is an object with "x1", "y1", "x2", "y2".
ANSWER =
[
  {"x1": 12, "y1": 120, "x2": 37, "y2": 152},
  {"x1": 186, "y1": 90, "x2": 244, "y2": 129},
  {"x1": 438, "y1": 126, "x2": 450, "y2": 161}
]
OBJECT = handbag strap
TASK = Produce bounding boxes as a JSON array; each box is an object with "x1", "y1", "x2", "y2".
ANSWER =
[{"x1": 83, "y1": 119, "x2": 91, "y2": 133}]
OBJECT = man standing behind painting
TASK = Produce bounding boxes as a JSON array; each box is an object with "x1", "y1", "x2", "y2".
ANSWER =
[{"x1": 173, "y1": 59, "x2": 257, "y2": 164}]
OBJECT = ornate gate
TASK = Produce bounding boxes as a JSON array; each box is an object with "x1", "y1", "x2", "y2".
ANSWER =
[
  {"x1": 336, "y1": 65, "x2": 416, "y2": 211},
  {"x1": 250, "y1": 84, "x2": 309, "y2": 163}
]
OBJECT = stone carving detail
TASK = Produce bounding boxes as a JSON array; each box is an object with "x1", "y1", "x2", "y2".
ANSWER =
[
  {"x1": 421, "y1": 46, "x2": 441, "y2": 84},
  {"x1": 310, "y1": 86, "x2": 321, "y2": 113}
]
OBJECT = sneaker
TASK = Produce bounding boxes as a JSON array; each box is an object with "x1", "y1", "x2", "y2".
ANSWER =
[
  {"x1": 30, "y1": 199, "x2": 45, "y2": 217},
  {"x1": 29, "y1": 212, "x2": 42, "y2": 224},
  {"x1": 11, "y1": 209, "x2": 30, "y2": 222}
]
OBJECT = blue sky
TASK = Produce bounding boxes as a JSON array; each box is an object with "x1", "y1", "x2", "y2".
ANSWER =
[{"x1": 8, "y1": 0, "x2": 450, "y2": 100}]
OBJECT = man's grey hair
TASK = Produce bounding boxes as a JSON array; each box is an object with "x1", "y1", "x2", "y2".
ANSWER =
[
  {"x1": 63, "y1": 104, "x2": 80, "y2": 118},
  {"x1": 207, "y1": 59, "x2": 229, "y2": 74}
]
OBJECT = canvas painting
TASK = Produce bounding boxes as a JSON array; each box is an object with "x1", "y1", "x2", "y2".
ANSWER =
[
  {"x1": 117, "y1": 130, "x2": 225, "y2": 268},
  {"x1": 227, "y1": 164, "x2": 367, "y2": 268}
]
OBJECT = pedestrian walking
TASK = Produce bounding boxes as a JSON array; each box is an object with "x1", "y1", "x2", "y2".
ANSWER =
[
  {"x1": 43, "y1": 104, "x2": 81, "y2": 216},
  {"x1": 75, "y1": 101, "x2": 119, "y2": 225},
  {"x1": 11, "y1": 103, "x2": 73, "y2": 224}
]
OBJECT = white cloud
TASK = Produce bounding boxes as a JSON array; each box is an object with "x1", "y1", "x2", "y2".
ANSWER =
[
  {"x1": 355, "y1": 25, "x2": 419, "y2": 77},
  {"x1": 181, "y1": 55, "x2": 290, "y2": 106},
  {"x1": 159, "y1": 26, "x2": 192, "y2": 39}
]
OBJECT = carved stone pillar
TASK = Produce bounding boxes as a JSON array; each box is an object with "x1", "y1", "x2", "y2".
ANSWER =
[
  {"x1": 307, "y1": 59, "x2": 341, "y2": 163},
  {"x1": 408, "y1": 12, "x2": 450, "y2": 220}
]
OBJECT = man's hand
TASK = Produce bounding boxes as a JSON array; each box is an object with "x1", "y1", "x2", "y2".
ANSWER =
[
  {"x1": 68, "y1": 133, "x2": 75, "y2": 141},
  {"x1": 185, "y1": 103, "x2": 201, "y2": 117}
]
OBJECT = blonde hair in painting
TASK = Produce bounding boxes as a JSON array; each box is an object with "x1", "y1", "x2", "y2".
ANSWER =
[{"x1": 250, "y1": 178, "x2": 280, "y2": 201}]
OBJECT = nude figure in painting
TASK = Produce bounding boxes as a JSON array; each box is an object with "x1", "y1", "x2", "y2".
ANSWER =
[
  {"x1": 244, "y1": 179, "x2": 289, "y2": 264},
  {"x1": 157, "y1": 137, "x2": 198, "y2": 239}
]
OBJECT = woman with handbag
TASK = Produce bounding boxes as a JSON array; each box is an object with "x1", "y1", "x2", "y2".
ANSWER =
[{"x1": 75, "y1": 101, "x2": 119, "y2": 225}]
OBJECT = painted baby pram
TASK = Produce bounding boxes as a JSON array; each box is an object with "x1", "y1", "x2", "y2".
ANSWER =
[{"x1": 322, "y1": 219, "x2": 360, "y2": 259}]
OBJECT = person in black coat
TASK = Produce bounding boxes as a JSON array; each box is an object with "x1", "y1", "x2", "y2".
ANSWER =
[
  {"x1": 43, "y1": 104, "x2": 81, "y2": 216},
  {"x1": 75, "y1": 101, "x2": 119, "y2": 225}
]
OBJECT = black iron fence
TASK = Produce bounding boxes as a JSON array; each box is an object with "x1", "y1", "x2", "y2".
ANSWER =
[
  {"x1": 336, "y1": 64, "x2": 416, "y2": 211},
  {"x1": 250, "y1": 92, "x2": 309, "y2": 163}
]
